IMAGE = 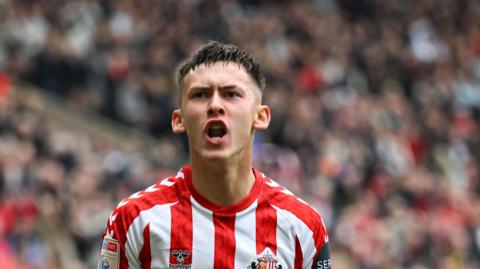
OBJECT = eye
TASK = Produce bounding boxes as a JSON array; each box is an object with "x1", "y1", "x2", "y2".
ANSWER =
[
  {"x1": 224, "y1": 91, "x2": 241, "y2": 98},
  {"x1": 191, "y1": 91, "x2": 208, "y2": 99}
]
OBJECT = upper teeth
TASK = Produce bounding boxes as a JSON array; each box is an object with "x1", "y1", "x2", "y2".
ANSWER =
[{"x1": 210, "y1": 124, "x2": 223, "y2": 129}]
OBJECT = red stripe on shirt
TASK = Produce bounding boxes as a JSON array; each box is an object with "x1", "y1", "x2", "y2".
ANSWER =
[
  {"x1": 213, "y1": 214, "x2": 236, "y2": 269},
  {"x1": 139, "y1": 223, "x2": 151, "y2": 269},
  {"x1": 255, "y1": 197, "x2": 277, "y2": 254},
  {"x1": 169, "y1": 198, "x2": 193, "y2": 265},
  {"x1": 294, "y1": 236, "x2": 303, "y2": 269}
]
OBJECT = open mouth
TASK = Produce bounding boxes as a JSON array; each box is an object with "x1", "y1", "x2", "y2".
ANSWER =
[{"x1": 207, "y1": 121, "x2": 227, "y2": 142}]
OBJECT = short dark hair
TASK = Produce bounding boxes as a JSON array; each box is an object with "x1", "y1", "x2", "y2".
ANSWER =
[{"x1": 176, "y1": 41, "x2": 266, "y2": 93}]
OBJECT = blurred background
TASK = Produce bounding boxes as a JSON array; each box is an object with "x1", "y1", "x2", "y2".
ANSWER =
[{"x1": 0, "y1": 0, "x2": 479, "y2": 268}]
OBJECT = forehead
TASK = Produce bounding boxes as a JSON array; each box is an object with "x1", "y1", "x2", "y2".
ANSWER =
[{"x1": 182, "y1": 61, "x2": 257, "y2": 90}]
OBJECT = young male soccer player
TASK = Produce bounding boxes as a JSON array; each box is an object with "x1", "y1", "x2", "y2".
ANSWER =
[{"x1": 98, "y1": 41, "x2": 331, "y2": 269}]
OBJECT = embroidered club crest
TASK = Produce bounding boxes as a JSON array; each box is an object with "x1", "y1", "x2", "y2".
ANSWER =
[
  {"x1": 169, "y1": 249, "x2": 191, "y2": 269},
  {"x1": 247, "y1": 248, "x2": 284, "y2": 269}
]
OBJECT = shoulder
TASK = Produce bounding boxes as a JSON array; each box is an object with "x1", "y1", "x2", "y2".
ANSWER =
[
  {"x1": 260, "y1": 173, "x2": 328, "y2": 242},
  {"x1": 108, "y1": 172, "x2": 188, "y2": 230},
  {"x1": 262, "y1": 175, "x2": 321, "y2": 221}
]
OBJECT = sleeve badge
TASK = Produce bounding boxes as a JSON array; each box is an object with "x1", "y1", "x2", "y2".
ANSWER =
[{"x1": 98, "y1": 237, "x2": 120, "y2": 269}]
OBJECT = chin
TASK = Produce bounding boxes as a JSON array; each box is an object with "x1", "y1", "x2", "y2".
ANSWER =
[
  {"x1": 201, "y1": 151, "x2": 231, "y2": 161},
  {"x1": 192, "y1": 143, "x2": 249, "y2": 162}
]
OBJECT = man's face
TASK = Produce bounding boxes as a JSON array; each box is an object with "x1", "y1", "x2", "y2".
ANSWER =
[{"x1": 172, "y1": 62, "x2": 270, "y2": 161}]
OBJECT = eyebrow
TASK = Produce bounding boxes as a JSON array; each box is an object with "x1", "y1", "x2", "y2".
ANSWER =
[
  {"x1": 188, "y1": 84, "x2": 242, "y2": 92},
  {"x1": 186, "y1": 83, "x2": 260, "y2": 102},
  {"x1": 219, "y1": 85, "x2": 239, "y2": 90},
  {"x1": 188, "y1": 86, "x2": 211, "y2": 92}
]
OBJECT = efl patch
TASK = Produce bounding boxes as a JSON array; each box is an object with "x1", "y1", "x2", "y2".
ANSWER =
[
  {"x1": 99, "y1": 238, "x2": 120, "y2": 269},
  {"x1": 247, "y1": 248, "x2": 284, "y2": 269}
]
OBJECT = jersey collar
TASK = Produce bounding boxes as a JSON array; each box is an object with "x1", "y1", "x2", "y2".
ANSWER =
[{"x1": 182, "y1": 165, "x2": 264, "y2": 215}]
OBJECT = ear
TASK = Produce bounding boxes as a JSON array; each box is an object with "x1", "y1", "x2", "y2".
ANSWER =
[
  {"x1": 171, "y1": 109, "x2": 186, "y2": 134},
  {"x1": 253, "y1": 105, "x2": 271, "y2": 130}
]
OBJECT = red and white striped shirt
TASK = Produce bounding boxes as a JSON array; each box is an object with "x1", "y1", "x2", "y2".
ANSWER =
[{"x1": 98, "y1": 165, "x2": 329, "y2": 269}]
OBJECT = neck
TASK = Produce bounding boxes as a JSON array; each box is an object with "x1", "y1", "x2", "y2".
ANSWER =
[{"x1": 190, "y1": 151, "x2": 255, "y2": 206}]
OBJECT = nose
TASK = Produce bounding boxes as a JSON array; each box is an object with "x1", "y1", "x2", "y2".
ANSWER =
[{"x1": 207, "y1": 92, "x2": 225, "y2": 116}]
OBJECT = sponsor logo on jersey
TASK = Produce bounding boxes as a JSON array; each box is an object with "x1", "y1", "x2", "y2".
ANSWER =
[
  {"x1": 169, "y1": 249, "x2": 191, "y2": 269},
  {"x1": 313, "y1": 242, "x2": 331, "y2": 269},
  {"x1": 247, "y1": 248, "x2": 284, "y2": 269}
]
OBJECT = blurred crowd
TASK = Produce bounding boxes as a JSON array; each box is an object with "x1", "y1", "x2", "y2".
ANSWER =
[{"x1": 1, "y1": 0, "x2": 480, "y2": 268}]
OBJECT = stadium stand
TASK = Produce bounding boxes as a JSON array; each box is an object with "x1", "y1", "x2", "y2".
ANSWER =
[{"x1": 0, "y1": 0, "x2": 479, "y2": 268}]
